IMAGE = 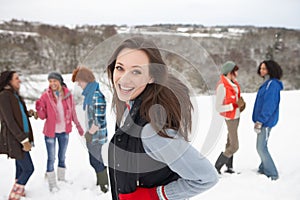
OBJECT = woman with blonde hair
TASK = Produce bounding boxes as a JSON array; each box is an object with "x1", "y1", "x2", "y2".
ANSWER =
[{"x1": 36, "y1": 72, "x2": 84, "y2": 191}]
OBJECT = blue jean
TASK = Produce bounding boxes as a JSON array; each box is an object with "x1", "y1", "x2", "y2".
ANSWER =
[
  {"x1": 15, "y1": 152, "x2": 34, "y2": 185},
  {"x1": 45, "y1": 132, "x2": 69, "y2": 172},
  {"x1": 87, "y1": 142, "x2": 105, "y2": 173},
  {"x1": 256, "y1": 127, "x2": 278, "y2": 178}
]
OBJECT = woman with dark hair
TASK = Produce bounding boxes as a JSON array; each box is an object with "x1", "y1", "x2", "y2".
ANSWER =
[
  {"x1": 214, "y1": 61, "x2": 246, "y2": 174},
  {"x1": 107, "y1": 37, "x2": 218, "y2": 200},
  {"x1": 253, "y1": 60, "x2": 283, "y2": 181},
  {"x1": 0, "y1": 70, "x2": 35, "y2": 200}
]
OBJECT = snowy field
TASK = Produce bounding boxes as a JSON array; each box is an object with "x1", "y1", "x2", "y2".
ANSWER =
[{"x1": 1, "y1": 85, "x2": 300, "y2": 199}]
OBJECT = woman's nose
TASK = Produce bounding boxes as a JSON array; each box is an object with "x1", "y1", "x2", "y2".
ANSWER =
[{"x1": 118, "y1": 71, "x2": 132, "y2": 83}]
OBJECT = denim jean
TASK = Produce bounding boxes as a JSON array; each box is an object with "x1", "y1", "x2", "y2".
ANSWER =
[
  {"x1": 15, "y1": 152, "x2": 34, "y2": 185},
  {"x1": 87, "y1": 142, "x2": 105, "y2": 173},
  {"x1": 45, "y1": 132, "x2": 69, "y2": 172},
  {"x1": 256, "y1": 127, "x2": 278, "y2": 179}
]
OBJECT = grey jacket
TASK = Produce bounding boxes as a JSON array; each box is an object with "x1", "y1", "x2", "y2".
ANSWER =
[{"x1": 142, "y1": 124, "x2": 218, "y2": 200}]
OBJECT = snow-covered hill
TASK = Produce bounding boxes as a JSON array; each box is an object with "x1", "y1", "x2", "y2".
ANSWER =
[{"x1": 1, "y1": 20, "x2": 300, "y2": 92}]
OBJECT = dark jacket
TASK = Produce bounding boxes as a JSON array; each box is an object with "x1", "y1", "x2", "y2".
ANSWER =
[
  {"x1": 108, "y1": 96, "x2": 179, "y2": 200},
  {"x1": 0, "y1": 88, "x2": 34, "y2": 159}
]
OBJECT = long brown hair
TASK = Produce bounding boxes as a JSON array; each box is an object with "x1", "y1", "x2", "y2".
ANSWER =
[
  {"x1": 107, "y1": 37, "x2": 193, "y2": 141},
  {"x1": 0, "y1": 70, "x2": 16, "y2": 92}
]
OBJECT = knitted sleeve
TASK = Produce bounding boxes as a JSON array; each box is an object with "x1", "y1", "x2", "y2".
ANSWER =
[
  {"x1": 141, "y1": 124, "x2": 218, "y2": 200},
  {"x1": 215, "y1": 83, "x2": 234, "y2": 113}
]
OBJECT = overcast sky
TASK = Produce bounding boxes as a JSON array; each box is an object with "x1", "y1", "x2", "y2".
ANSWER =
[{"x1": 0, "y1": 0, "x2": 299, "y2": 29}]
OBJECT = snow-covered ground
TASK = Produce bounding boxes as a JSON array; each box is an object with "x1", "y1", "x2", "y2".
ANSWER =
[{"x1": 1, "y1": 79, "x2": 299, "y2": 199}]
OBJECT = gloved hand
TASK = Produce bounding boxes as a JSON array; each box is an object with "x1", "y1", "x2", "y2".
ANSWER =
[
  {"x1": 254, "y1": 122, "x2": 262, "y2": 134},
  {"x1": 22, "y1": 141, "x2": 32, "y2": 152},
  {"x1": 237, "y1": 97, "x2": 245, "y2": 107},
  {"x1": 233, "y1": 97, "x2": 246, "y2": 112},
  {"x1": 118, "y1": 187, "x2": 159, "y2": 200},
  {"x1": 88, "y1": 124, "x2": 99, "y2": 134},
  {"x1": 85, "y1": 132, "x2": 93, "y2": 143},
  {"x1": 237, "y1": 97, "x2": 246, "y2": 112},
  {"x1": 28, "y1": 109, "x2": 38, "y2": 119}
]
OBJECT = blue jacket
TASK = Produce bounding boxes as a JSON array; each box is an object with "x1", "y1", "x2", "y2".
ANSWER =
[{"x1": 252, "y1": 78, "x2": 283, "y2": 128}]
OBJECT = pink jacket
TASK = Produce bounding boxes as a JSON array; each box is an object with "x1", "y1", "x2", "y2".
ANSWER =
[{"x1": 36, "y1": 86, "x2": 84, "y2": 138}]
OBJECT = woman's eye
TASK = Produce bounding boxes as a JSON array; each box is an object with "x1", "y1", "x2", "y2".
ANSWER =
[
  {"x1": 132, "y1": 70, "x2": 142, "y2": 75},
  {"x1": 115, "y1": 66, "x2": 123, "y2": 71}
]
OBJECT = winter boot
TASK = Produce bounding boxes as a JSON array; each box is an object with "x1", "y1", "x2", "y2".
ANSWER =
[
  {"x1": 215, "y1": 152, "x2": 230, "y2": 174},
  {"x1": 8, "y1": 183, "x2": 25, "y2": 200},
  {"x1": 57, "y1": 167, "x2": 66, "y2": 182},
  {"x1": 57, "y1": 167, "x2": 73, "y2": 184},
  {"x1": 96, "y1": 167, "x2": 109, "y2": 193},
  {"x1": 14, "y1": 180, "x2": 25, "y2": 197},
  {"x1": 224, "y1": 155, "x2": 235, "y2": 174},
  {"x1": 46, "y1": 171, "x2": 59, "y2": 192}
]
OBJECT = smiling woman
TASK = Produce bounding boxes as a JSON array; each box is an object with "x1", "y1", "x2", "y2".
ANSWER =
[
  {"x1": 113, "y1": 48, "x2": 153, "y2": 103},
  {"x1": 106, "y1": 37, "x2": 218, "y2": 200},
  {"x1": 0, "y1": 70, "x2": 35, "y2": 200},
  {"x1": 35, "y1": 71, "x2": 84, "y2": 192}
]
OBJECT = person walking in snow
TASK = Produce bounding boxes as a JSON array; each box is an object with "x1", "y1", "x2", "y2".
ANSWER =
[
  {"x1": 215, "y1": 61, "x2": 246, "y2": 174},
  {"x1": 71, "y1": 66, "x2": 109, "y2": 193},
  {"x1": 252, "y1": 60, "x2": 283, "y2": 181},
  {"x1": 35, "y1": 72, "x2": 84, "y2": 192},
  {"x1": 0, "y1": 70, "x2": 35, "y2": 200},
  {"x1": 106, "y1": 37, "x2": 218, "y2": 200}
]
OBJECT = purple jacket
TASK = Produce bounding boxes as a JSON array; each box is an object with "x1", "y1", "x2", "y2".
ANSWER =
[{"x1": 36, "y1": 86, "x2": 83, "y2": 138}]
